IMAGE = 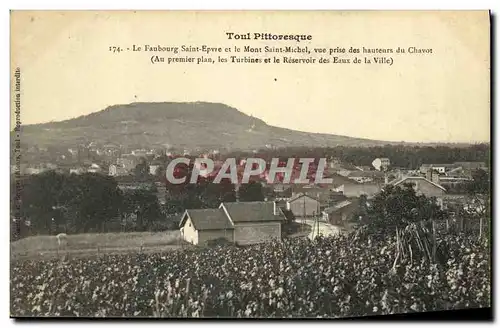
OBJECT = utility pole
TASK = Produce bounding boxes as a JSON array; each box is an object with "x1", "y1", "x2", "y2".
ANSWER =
[
  {"x1": 302, "y1": 194, "x2": 306, "y2": 235},
  {"x1": 311, "y1": 210, "x2": 320, "y2": 240},
  {"x1": 303, "y1": 194, "x2": 306, "y2": 219}
]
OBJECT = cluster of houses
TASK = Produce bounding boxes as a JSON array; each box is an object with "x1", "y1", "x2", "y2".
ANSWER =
[
  {"x1": 13, "y1": 146, "x2": 487, "y2": 247},
  {"x1": 12, "y1": 161, "x2": 108, "y2": 176},
  {"x1": 179, "y1": 157, "x2": 487, "y2": 246},
  {"x1": 14, "y1": 142, "x2": 224, "y2": 177}
]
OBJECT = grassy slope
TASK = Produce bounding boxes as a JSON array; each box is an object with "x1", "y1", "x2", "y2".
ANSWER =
[
  {"x1": 17, "y1": 102, "x2": 389, "y2": 149},
  {"x1": 10, "y1": 231, "x2": 183, "y2": 260}
]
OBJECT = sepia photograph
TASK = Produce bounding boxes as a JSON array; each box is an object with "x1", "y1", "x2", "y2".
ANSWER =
[{"x1": 9, "y1": 10, "x2": 491, "y2": 319}]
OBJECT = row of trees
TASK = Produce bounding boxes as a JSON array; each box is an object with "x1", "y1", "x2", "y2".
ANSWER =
[
  {"x1": 156, "y1": 160, "x2": 267, "y2": 214},
  {"x1": 117, "y1": 144, "x2": 490, "y2": 185},
  {"x1": 10, "y1": 153, "x2": 490, "y2": 240},
  {"x1": 11, "y1": 172, "x2": 160, "y2": 237},
  {"x1": 10, "y1": 171, "x2": 268, "y2": 239},
  {"x1": 226, "y1": 144, "x2": 490, "y2": 169}
]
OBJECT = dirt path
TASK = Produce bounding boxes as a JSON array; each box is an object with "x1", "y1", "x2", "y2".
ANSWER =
[
  {"x1": 10, "y1": 230, "x2": 186, "y2": 262},
  {"x1": 304, "y1": 219, "x2": 343, "y2": 240}
]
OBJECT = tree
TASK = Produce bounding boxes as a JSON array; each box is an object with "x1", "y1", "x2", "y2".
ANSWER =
[
  {"x1": 154, "y1": 165, "x2": 166, "y2": 181},
  {"x1": 238, "y1": 181, "x2": 265, "y2": 202},
  {"x1": 199, "y1": 177, "x2": 237, "y2": 208},
  {"x1": 351, "y1": 194, "x2": 369, "y2": 224},
  {"x1": 361, "y1": 183, "x2": 448, "y2": 234},
  {"x1": 69, "y1": 174, "x2": 123, "y2": 233},
  {"x1": 15, "y1": 171, "x2": 65, "y2": 234},
  {"x1": 163, "y1": 163, "x2": 237, "y2": 213},
  {"x1": 462, "y1": 169, "x2": 491, "y2": 219},
  {"x1": 15, "y1": 172, "x2": 123, "y2": 235},
  {"x1": 134, "y1": 158, "x2": 149, "y2": 179},
  {"x1": 123, "y1": 188, "x2": 162, "y2": 231}
]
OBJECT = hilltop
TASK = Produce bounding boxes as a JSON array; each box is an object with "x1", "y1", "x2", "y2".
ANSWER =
[{"x1": 18, "y1": 102, "x2": 406, "y2": 150}]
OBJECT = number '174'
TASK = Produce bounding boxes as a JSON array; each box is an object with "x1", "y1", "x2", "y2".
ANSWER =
[{"x1": 109, "y1": 46, "x2": 122, "y2": 53}]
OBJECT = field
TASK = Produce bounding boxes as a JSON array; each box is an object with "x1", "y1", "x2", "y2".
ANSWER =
[
  {"x1": 10, "y1": 229, "x2": 490, "y2": 318},
  {"x1": 10, "y1": 220, "x2": 329, "y2": 261},
  {"x1": 10, "y1": 231, "x2": 184, "y2": 261}
]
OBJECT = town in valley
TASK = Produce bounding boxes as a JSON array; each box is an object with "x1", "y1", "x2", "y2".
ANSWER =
[
  {"x1": 9, "y1": 8, "x2": 491, "y2": 321},
  {"x1": 11, "y1": 124, "x2": 490, "y2": 247},
  {"x1": 10, "y1": 103, "x2": 491, "y2": 318}
]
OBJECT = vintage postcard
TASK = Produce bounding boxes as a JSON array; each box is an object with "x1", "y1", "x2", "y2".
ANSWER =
[{"x1": 10, "y1": 10, "x2": 491, "y2": 319}]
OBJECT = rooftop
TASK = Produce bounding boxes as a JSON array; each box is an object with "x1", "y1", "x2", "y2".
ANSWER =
[
  {"x1": 390, "y1": 176, "x2": 446, "y2": 191},
  {"x1": 323, "y1": 200, "x2": 356, "y2": 213},
  {"x1": 420, "y1": 163, "x2": 457, "y2": 168},
  {"x1": 180, "y1": 208, "x2": 233, "y2": 230},
  {"x1": 288, "y1": 193, "x2": 320, "y2": 203},
  {"x1": 221, "y1": 201, "x2": 284, "y2": 223}
]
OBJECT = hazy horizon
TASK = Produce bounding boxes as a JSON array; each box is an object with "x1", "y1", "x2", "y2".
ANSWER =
[{"x1": 11, "y1": 11, "x2": 490, "y2": 144}]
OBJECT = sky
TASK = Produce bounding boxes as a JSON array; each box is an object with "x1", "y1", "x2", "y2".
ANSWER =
[{"x1": 10, "y1": 10, "x2": 490, "y2": 143}]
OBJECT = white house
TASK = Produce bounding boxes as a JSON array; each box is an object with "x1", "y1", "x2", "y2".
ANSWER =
[
  {"x1": 286, "y1": 193, "x2": 320, "y2": 217},
  {"x1": 117, "y1": 156, "x2": 139, "y2": 171},
  {"x1": 87, "y1": 163, "x2": 103, "y2": 173},
  {"x1": 179, "y1": 208, "x2": 234, "y2": 245},
  {"x1": 372, "y1": 158, "x2": 391, "y2": 171},
  {"x1": 346, "y1": 170, "x2": 385, "y2": 184},
  {"x1": 419, "y1": 164, "x2": 456, "y2": 174},
  {"x1": 336, "y1": 183, "x2": 382, "y2": 199},
  {"x1": 131, "y1": 149, "x2": 148, "y2": 157},
  {"x1": 149, "y1": 164, "x2": 161, "y2": 175},
  {"x1": 109, "y1": 164, "x2": 128, "y2": 176},
  {"x1": 70, "y1": 167, "x2": 86, "y2": 175},
  {"x1": 24, "y1": 167, "x2": 46, "y2": 175},
  {"x1": 179, "y1": 201, "x2": 284, "y2": 246},
  {"x1": 322, "y1": 199, "x2": 359, "y2": 225},
  {"x1": 388, "y1": 176, "x2": 446, "y2": 208},
  {"x1": 68, "y1": 148, "x2": 79, "y2": 157}
]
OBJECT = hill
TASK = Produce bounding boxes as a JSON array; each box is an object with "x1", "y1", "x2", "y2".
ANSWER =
[{"x1": 17, "y1": 102, "x2": 408, "y2": 150}]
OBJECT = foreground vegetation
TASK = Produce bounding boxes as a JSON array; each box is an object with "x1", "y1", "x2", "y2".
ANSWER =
[{"x1": 11, "y1": 228, "x2": 490, "y2": 318}]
